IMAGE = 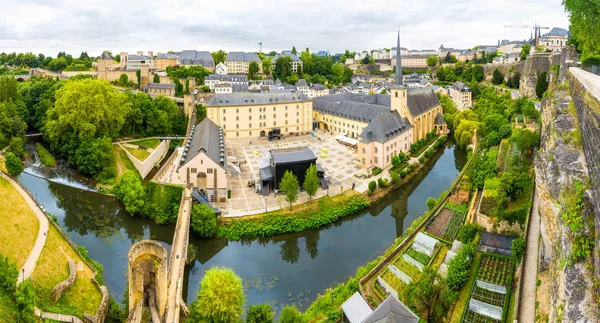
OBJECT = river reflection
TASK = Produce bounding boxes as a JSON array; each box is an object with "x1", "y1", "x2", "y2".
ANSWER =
[{"x1": 19, "y1": 139, "x2": 466, "y2": 316}]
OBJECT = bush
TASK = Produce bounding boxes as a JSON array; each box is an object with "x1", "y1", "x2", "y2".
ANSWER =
[
  {"x1": 426, "y1": 197, "x2": 437, "y2": 210},
  {"x1": 36, "y1": 143, "x2": 56, "y2": 167},
  {"x1": 107, "y1": 297, "x2": 124, "y2": 322},
  {"x1": 15, "y1": 280, "x2": 36, "y2": 323},
  {"x1": 390, "y1": 172, "x2": 400, "y2": 184},
  {"x1": 400, "y1": 170, "x2": 407, "y2": 178},
  {"x1": 0, "y1": 255, "x2": 18, "y2": 292},
  {"x1": 418, "y1": 156, "x2": 425, "y2": 163},
  {"x1": 512, "y1": 237, "x2": 526, "y2": 263},
  {"x1": 446, "y1": 243, "x2": 477, "y2": 291},
  {"x1": 368, "y1": 181, "x2": 377, "y2": 193},
  {"x1": 4, "y1": 152, "x2": 23, "y2": 176},
  {"x1": 391, "y1": 156, "x2": 400, "y2": 167},
  {"x1": 112, "y1": 172, "x2": 146, "y2": 215},
  {"x1": 246, "y1": 303, "x2": 273, "y2": 323},
  {"x1": 457, "y1": 224, "x2": 482, "y2": 243},
  {"x1": 372, "y1": 167, "x2": 382, "y2": 176},
  {"x1": 582, "y1": 54, "x2": 600, "y2": 67},
  {"x1": 143, "y1": 182, "x2": 183, "y2": 224},
  {"x1": 190, "y1": 204, "x2": 217, "y2": 238},
  {"x1": 377, "y1": 178, "x2": 389, "y2": 188},
  {"x1": 8, "y1": 137, "x2": 26, "y2": 159}
]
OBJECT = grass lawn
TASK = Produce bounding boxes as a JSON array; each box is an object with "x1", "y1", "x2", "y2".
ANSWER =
[
  {"x1": 129, "y1": 138, "x2": 161, "y2": 150},
  {"x1": 112, "y1": 146, "x2": 140, "y2": 181},
  {"x1": 31, "y1": 224, "x2": 102, "y2": 318},
  {"x1": 0, "y1": 176, "x2": 39, "y2": 268},
  {"x1": 449, "y1": 253, "x2": 482, "y2": 322},
  {"x1": 123, "y1": 146, "x2": 151, "y2": 162}
]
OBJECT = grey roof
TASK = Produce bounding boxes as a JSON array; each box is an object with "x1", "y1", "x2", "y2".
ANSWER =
[
  {"x1": 406, "y1": 88, "x2": 440, "y2": 117},
  {"x1": 127, "y1": 55, "x2": 153, "y2": 61},
  {"x1": 480, "y1": 232, "x2": 517, "y2": 251},
  {"x1": 180, "y1": 118, "x2": 225, "y2": 169},
  {"x1": 147, "y1": 83, "x2": 175, "y2": 89},
  {"x1": 179, "y1": 50, "x2": 214, "y2": 67},
  {"x1": 313, "y1": 93, "x2": 391, "y2": 123},
  {"x1": 232, "y1": 84, "x2": 249, "y2": 92},
  {"x1": 156, "y1": 53, "x2": 178, "y2": 59},
  {"x1": 206, "y1": 74, "x2": 248, "y2": 82},
  {"x1": 342, "y1": 292, "x2": 373, "y2": 323},
  {"x1": 296, "y1": 79, "x2": 308, "y2": 87},
  {"x1": 310, "y1": 84, "x2": 327, "y2": 90},
  {"x1": 270, "y1": 147, "x2": 316, "y2": 165},
  {"x1": 434, "y1": 112, "x2": 446, "y2": 125},
  {"x1": 453, "y1": 81, "x2": 472, "y2": 92},
  {"x1": 360, "y1": 110, "x2": 412, "y2": 144},
  {"x1": 543, "y1": 27, "x2": 569, "y2": 37},
  {"x1": 226, "y1": 52, "x2": 261, "y2": 62},
  {"x1": 206, "y1": 92, "x2": 309, "y2": 107},
  {"x1": 271, "y1": 53, "x2": 302, "y2": 62},
  {"x1": 99, "y1": 51, "x2": 112, "y2": 60},
  {"x1": 363, "y1": 295, "x2": 419, "y2": 323}
]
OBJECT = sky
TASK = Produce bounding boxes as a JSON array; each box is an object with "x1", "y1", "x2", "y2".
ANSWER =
[{"x1": 1, "y1": 0, "x2": 570, "y2": 57}]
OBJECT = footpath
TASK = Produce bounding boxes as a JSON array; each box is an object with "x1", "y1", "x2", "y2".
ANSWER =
[{"x1": 517, "y1": 188, "x2": 540, "y2": 322}]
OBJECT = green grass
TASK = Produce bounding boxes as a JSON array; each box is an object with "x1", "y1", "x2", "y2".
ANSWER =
[
  {"x1": 36, "y1": 143, "x2": 56, "y2": 167},
  {"x1": 129, "y1": 138, "x2": 161, "y2": 150},
  {"x1": 123, "y1": 146, "x2": 151, "y2": 161}
]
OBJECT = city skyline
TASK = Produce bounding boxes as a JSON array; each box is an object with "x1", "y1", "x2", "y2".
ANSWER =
[{"x1": 2, "y1": 0, "x2": 569, "y2": 57}]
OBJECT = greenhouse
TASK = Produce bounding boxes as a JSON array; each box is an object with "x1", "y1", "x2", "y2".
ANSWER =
[{"x1": 413, "y1": 232, "x2": 439, "y2": 257}]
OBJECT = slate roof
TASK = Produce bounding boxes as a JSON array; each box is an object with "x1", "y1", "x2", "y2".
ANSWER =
[
  {"x1": 271, "y1": 53, "x2": 302, "y2": 62},
  {"x1": 206, "y1": 92, "x2": 309, "y2": 107},
  {"x1": 313, "y1": 93, "x2": 390, "y2": 123},
  {"x1": 359, "y1": 110, "x2": 412, "y2": 144},
  {"x1": 543, "y1": 27, "x2": 569, "y2": 37},
  {"x1": 406, "y1": 88, "x2": 440, "y2": 117},
  {"x1": 127, "y1": 55, "x2": 153, "y2": 61},
  {"x1": 270, "y1": 147, "x2": 316, "y2": 165},
  {"x1": 310, "y1": 84, "x2": 327, "y2": 90},
  {"x1": 434, "y1": 112, "x2": 446, "y2": 125},
  {"x1": 453, "y1": 81, "x2": 472, "y2": 92},
  {"x1": 178, "y1": 50, "x2": 214, "y2": 67},
  {"x1": 226, "y1": 52, "x2": 261, "y2": 62},
  {"x1": 480, "y1": 232, "x2": 517, "y2": 251},
  {"x1": 296, "y1": 79, "x2": 308, "y2": 87},
  {"x1": 99, "y1": 51, "x2": 112, "y2": 60},
  {"x1": 206, "y1": 74, "x2": 248, "y2": 82},
  {"x1": 341, "y1": 292, "x2": 373, "y2": 323},
  {"x1": 180, "y1": 118, "x2": 225, "y2": 169},
  {"x1": 147, "y1": 83, "x2": 175, "y2": 89},
  {"x1": 156, "y1": 53, "x2": 178, "y2": 59},
  {"x1": 363, "y1": 295, "x2": 419, "y2": 323}
]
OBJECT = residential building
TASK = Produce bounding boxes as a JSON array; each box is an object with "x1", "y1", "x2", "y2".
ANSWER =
[
  {"x1": 214, "y1": 83, "x2": 233, "y2": 94},
  {"x1": 178, "y1": 50, "x2": 215, "y2": 71},
  {"x1": 391, "y1": 47, "x2": 409, "y2": 56},
  {"x1": 215, "y1": 62, "x2": 228, "y2": 75},
  {"x1": 431, "y1": 85, "x2": 448, "y2": 96},
  {"x1": 354, "y1": 51, "x2": 369, "y2": 61},
  {"x1": 225, "y1": 52, "x2": 262, "y2": 74},
  {"x1": 409, "y1": 49, "x2": 437, "y2": 56},
  {"x1": 205, "y1": 74, "x2": 249, "y2": 90},
  {"x1": 345, "y1": 57, "x2": 356, "y2": 65},
  {"x1": 204, "y1": 92, "x2": 313, "y2": 138},
  {"x1": 372, "y1": 49, "x2": 390, "y2": 60},
  {"x1": 539, "y1": 27, "x2": 569, "y2": 53},
  {"x1": 271, "y1": 53, "x2": 303, "y2": 73},
  {"x1": 391, "y1": 55, "x2": 428, "y2": 69},
  {"x1": 296, "y1": 79, "x2": 309, "y2": 95},
  {"x1": 154, "y1": 53, "x2": 178, "y2": 70},
  {"x1": 449, "y1": 81, "x2": 472, "y2": 110},
  {"x1": 498, "y1": 40, "x2": 528, "y2": 54},
  {"x1": 308, "y1": 84, "x2": 328, "y2": 98},
  {"x1": 173, "y1": 118, "x2": 228, "y2": 202},
  {"x1": 126, "y1": 54, "x2": 154, "y2": 70},
  {"x1": 146, "y1": 83, "x2": 175, "y2": 97}
]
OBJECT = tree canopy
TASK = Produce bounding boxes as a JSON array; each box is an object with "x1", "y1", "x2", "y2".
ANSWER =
[
  {"x1": 280, "y1": 170, "x2": 299, "y2": 209},
  {"x1": 190, "y1": 204, "x2": 217, "y2": 238},
  {"x1": 211, "y1": 50, "x2": 227, "y2": 65},
  {"x1": 303, "y1": 164, "x2": 319, "y2": 201},
  {"x1": 190, "y1": 267, "x2": 245, "y2": 323},
  {"x1": 563, "y1": 0, "x2": 600, "y2": 56}
]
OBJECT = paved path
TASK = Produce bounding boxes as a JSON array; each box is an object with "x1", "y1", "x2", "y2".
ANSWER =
[
  {"x1": 518, "y1": 187, "x2": 540, "y2": 322},
  {"x1": 35, "y1": 307, "x2": 83, "y2": 323},
  {"x1": 1, "y1": 172, "x2": 49, "y2": 284}
]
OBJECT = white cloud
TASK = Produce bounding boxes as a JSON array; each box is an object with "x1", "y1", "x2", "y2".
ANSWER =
[{"x1": 0, "y1": 0, "x2": 569, "y2": 57}]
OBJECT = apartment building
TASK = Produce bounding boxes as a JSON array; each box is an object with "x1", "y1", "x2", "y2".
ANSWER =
[{"x1": 225, "y1": 52, "x2": 262, "y2": 74}]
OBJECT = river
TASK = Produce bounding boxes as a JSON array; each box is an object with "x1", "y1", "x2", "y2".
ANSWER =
[{"x1": 18, "y1": 139, "x2": 466, "y2": 315}]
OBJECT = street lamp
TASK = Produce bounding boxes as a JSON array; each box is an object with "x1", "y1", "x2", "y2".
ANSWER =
[{"x1": 22, "y1": 268, "x2": 24, "y2": 282}]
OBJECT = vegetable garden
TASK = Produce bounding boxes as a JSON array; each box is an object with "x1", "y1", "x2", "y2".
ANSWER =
[{"x1": 426, "y1": 204, "x2": 468, "y2": 241}]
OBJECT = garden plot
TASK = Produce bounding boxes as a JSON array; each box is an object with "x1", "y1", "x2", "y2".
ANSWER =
[
  {"x1": 425, "y1": 208, "x2": 452, "y2": 238},
  {"x1": 426, "y1": 206, "x2": 468, "y2": 241}
]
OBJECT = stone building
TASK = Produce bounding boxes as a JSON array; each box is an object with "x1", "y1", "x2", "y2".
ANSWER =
[
  {"x1": 146, "y1": 83, "x2": 175, "y2": 97},
  {"x1": 539, "y1": 27, "x2": 570, "y2": 53},
  {"x1": 449, "y1": 81, "x2": 472, "y2": 110},
  {"x1": 296, "y1": 79, "x2": 309, "y2": 95},
  {"x1": 178, "y1": 50, "x2": 215, "y2": 71},
  {"x1": 392, "y1": 54, "x2": 428, "y2": 69},
  {"x1": 271, "y1": 53, "x2": 303, "y2": 73},
  {"x1": 225, "y1": 52, "x2": 262, "y2": 74},
  {"x1": 154, "y1": 53, "x2": 178, "y2": 70},
  {"x1": 126, "y1": 54, "x2": 154, "y2": 70},
  {"x1": 97, "y1": 51, "x2": 153, "y2": 87},
  {"x1": 205, "y1": 92, "x2": 313, "y2": 138},
  {"x1": 205, "y1": 74, "x2": 249, "y2": 90}
]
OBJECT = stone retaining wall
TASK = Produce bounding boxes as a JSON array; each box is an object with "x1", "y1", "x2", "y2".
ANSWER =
[
  {"x1": 121, "y1": 139, "x2": 169, "y2": 178},
  {"x1": 52, "y1": 259, "x2": 76, "y2": 302}
]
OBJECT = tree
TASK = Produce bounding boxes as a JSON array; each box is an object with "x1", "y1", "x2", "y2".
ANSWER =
[
  {"x1": 368, "y1": 181, "x2": 377, "y2": 193},
  {"x1": 426, "y1": 56, "x2": 439, "y2": 67},
  {"x1": 404, "y1": 267, "x2": 455, "y2": 322},
  {"x1": 457, "y1": 224, "x2": 481, "y2": 243},
  {"x1": 190, "y1": 204, "x2": 217, "y2": 238},
  {"x1": 211, "y1": 50, "x2": 227, "y2": 65},
  {"x1": 248, "y1": 61, "x2": 260, "y2": 80},
  {"x1": 362, "y1": 54, "x2": 370, "y2": 65},
  {"x1": 499, "y1": 170, "x2": 531, "y2": 199},
  {"x1": 0, "y1": 256, "x2": 18, "y2": 291},
  {"x1": 398, "y1": 151, "x2": 407, "y2": 162},
  {"x1": 279, "y1": 306, "x2": 301, "y2": 323},
  {"x1": 4, "y1": 152, "x2": 23, "y2": 176},
  {"x1": 468, "y1": 153, "x2": 498, "y2": 189},
  {"x1": 511, "y1": 128, "x2": 540, "y2": 154},
  {"x1": 449, "y1": 55, "x2": 458, "y2": 63},
  {"x1": 246, "y1": 303, "x2": 273, "y2": 323},
  {"x1": 472, "y1": 64, "x2": 484, "y2": 82},
  {"x1": 189, "y1": 267, "x2": 245, "y2": 323},
  {"x1": 535, "y1": 71, "x2": 549, "y2": 98},
  {"x1": 563, "y1": 0, "x2": 600, "y2": 56},
  {"x1": 303, "y1": 164, "x2": 319, "y2": 201},
  {"x1": 522, "y1": 102, "x2": 539, "y2": 120},
  {"x1": 512, "y1": 237, "x2": 526, "y2": 263},
  {"x1": 135, "y1": 69, "x2": 141, "y2": 88},
  {"x1": 153, "y1": 74, "x2": 160, "y2": 83},
  {"x1": 492, "y1": 68, "x2": 504, "y2": 85},
  {"x1": 262, "y1": 58, "x2": 272, "y2": 75},
  {"x1": 112, "y1": 172, "x2": 146, "y2": 214},
  {"x1": 454, "y1": 120, "x2": 479, "y2": 148},
  {"x1": 520, "y1": 44, "x2": 531, "y2": 61},
  {"x1": 426, "y1": 197, "x2": 437, "y2": 210},
  {"x1": 506, "y1": 71, "x2": 521, "y2": 89},
  {"x1": 391, "y1": 155, "x2": 401, "y2": 167},
  {"x1": 8, "y1": 136, "x2": 26, "y2": 159},
  {"x1": 291, "y1": 46, "x2": 297, "y2": 55},
  {"x1": 118, "y1": 74, "x2": 129, "y2": 87},
  {"x1": 446, "y1": 243, "x2": 477, "y2": 291},
  {"x1": 482, "y1": 113, "x2": 507, "y2": 136},
  {"x1": 273, "y1": 56, "x2": 293, "y2": 81},
  {"x1": 280, "y1": 170, "x2": 299, "y2": 209},
  {"x1": 15, "y1": 279, "x2": 36, "y2": 323},
  {"x1": 48, "y1": 57, "x2": 67, "y2": 71}
]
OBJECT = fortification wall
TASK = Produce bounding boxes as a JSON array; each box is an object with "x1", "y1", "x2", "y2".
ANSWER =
[
  {"x1": 121, "y1": 140, "x2": 169, "y2": 178},
  {"x1": 128, "y1": 240, "x2": 168, "y2": 321},
  {"x1": 520, "y1": 53, "x2": 553, "y2": 98},
  {"x1": 51, "y1": 259, "x2": 76, "y2": 302}
]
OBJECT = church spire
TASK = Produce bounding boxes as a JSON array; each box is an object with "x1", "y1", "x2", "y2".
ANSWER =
[{"x1": 396, "y1": 28, "x2": 403, "y2": 86}]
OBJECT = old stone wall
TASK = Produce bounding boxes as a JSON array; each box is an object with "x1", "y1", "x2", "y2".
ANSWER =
[
  {"x1": 128, "y1": 240, "x2": 168, "y2": 321},
  {"x1": 51, "y1": 259, "x2": 76, "y2": 302},
  {"x1": 483, "y1": 61, "x2": 525, "y2": 81},
  {"x1": 559, "y1": 47, "x2": 579, "y2": 83},
  {"x1": 121, "y1": 140, "x2": 169, "y2": 179},
  {"x1": 534, "y1": 76, "x2": 599, "y2": 322},
  {"x1": 520, "y1": 53, "x2": 553, "y2": 98}
]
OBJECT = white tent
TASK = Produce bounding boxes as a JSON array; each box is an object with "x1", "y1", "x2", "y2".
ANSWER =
[
  {"x1": 413, "y1": 232, "x2": 439, "y2": 257},
  {"x1": 476, "y1": 280, "x2": 507, "y2": 294},
  {"x1": 468, "y1": 298, "x2": 503, "y2": 320},
  {"x1": 335, "y1": 134, "x2": 359, "y2": 146}
]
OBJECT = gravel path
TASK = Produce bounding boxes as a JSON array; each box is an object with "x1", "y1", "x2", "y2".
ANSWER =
[{"x1": 518, "y1": 187, "x2": 540, "y2": 322}]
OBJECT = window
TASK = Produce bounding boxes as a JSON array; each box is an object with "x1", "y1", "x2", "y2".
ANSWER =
[
  {"x1": 249, "y1": 108, "x2": 252, "y2": 113},
  {"x1": 236, "y1": 116, "x2": 239, "y2": 121},
  {"x1": 362, "y1": 158, "x2": 365, "y2": 164},
  {"x1": 395, "y1": 91, "x2": 398, "y2": 97},
  {"x1": 207, "y1": 168, "x2": 213, "y2": 174},
  {"x1": 223, "y1": 116, "x2": 226, "y2": 121},
  {"x1": 236, "y1": 124, "x2": 239, "y2": 129},
  {"x1": 374, "y1": 147, "x2": 378, "y2": 153},
  {"x1": 386, "y1": 155, "x2": 389, "y2": 162},
  {"x1": 285, "y1": 113, "x2": 288, "y2": 117},
  {"x1": 236, "y1": 132, "x2": 239, "y2": 137},
  {"x1": 296, "y1": 119, "x2": 299, "y2": 123},
  {"x1": 296, "y1": 126, "x2": 299, "y2": 130},
  {"x1": 285, "y1": 128, "x2": 288, "y2": 132},
  {"x1": 249, "y1": 115, "x2": 252, "y2": 120},
  {"x1": 285, "y1": 120, "x2": 288, "y2": 125},
  {"x1": 236, "y1": 109, "x2": 239, "y2": 113},
  {"x1": 285, "y1": 106, "x2": 288, "y2": 110},
  {"x1": 273, "y1": 106, "x2": 276, "y2": 111},
  {"x1": 273, "y1": 114, "x2": 276, "y2": 118},
  {"x1": 297, "y1": 112, "x2": 299, "y2": 116},
  {"x1": 223, "y1": 109, "x2": 226, "y2": 113},
  {"x1": 223, "y1": 124, "x2": 226, "y2": 129},
  {"x1": 249, "y1": 123, "x2": 252, "y2": 128},
  {"x1": 374, "y1": 157, "x2": 378, "y2": 164},
  {"x1": 249, "y1": 131, "x2": 252, "y2": 136},
  {"x1": 274, "y1": 121, "x2": 277, "y2": 126},
  {"x1": 191, "y1": 168, "x2": 197, "y2": 173}
]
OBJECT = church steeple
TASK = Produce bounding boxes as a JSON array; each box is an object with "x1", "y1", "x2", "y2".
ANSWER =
[{"x1": 396, "y1": 28, "x2": 403, "y2": 86}]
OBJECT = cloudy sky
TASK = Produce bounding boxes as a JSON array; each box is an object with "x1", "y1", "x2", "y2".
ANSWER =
[{"x1": 1, "y1": 0, "x2": 569, "y2": 57}]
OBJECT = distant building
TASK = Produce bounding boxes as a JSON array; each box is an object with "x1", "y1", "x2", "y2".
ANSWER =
[
  {"x1": 215, "y1": 62, "x2": 228, "y2": 75},
  {"x1": 308, "y1": 84, "x2": 328, "y2": 98},
  {"x1": 205, "y1": 75, "x2": 249, "y2": 90},
  {"x1": 146, "y1": 83, "x2": 175, "y2": 97},
  {"x1": 214, "y1": 83, "x2": 233, "y2": 94},
  {"x1": 204, "y1": 92, "x2": 313, "y2": 138},
  {"x1": 449, "y1": 81, "x2": 472, "y2": 111},
  {"x1": 173, "y1": 118, "x2": 228, "y2": 202},
  {"x1": 154, "y1": 53, "x2": 178, "y2": 70},
  {"x1": 271, "y1": 53, "x2": 303, "y2": 73},
  {"x1": 225, "y1": 52, "x2": 262, "y2": 74},
  {"x1": 539, "y1": 27, "x2": 569, "y2": 53},
  {"x1": 296, "y1": 79, "x2": 309, "y2": 95},
  {"x1": 409, "y1": 49, "x2": 437, "y2": 56},
  {"x1": 392, "y1": 55, "x2": 428, "y2": 69},
  {"x1": 126, "y1": 55, "x2": 154, "y2": 70},
  {"x1": 178, "y1": 50, "x2": 215, "y2": 71}
]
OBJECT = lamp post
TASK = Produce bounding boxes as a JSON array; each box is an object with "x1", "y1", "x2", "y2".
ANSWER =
[{"x1": 22, "y1": 268, "x2": 24, "y2": 283}]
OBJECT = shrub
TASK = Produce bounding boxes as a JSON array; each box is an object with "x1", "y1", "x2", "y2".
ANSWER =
[
  {"x1": 246, "y1": 303, "x2": 274, "y2": 323},
  {"x1": 390, "y1": 172, "x2": 400, "y2": 184},
  {"x1": 36, "y1": 143, "x2": 56, "y2": 167},
  {"x1": 15, "y1": 280, "x2": 36, "y2": 323},
  {"x1": 446, "y1": 243, "x2": 477, "y2": 291},
  {"x1": 0, "y1": 255, "x2": 18, "y2": 292},
  {"x1": 191, "y1": 204, "x2": 217, "y2": 238},
  {"x1": 5, "y1": 152, "x2": 23, "y2": 176},
  {"x1": 512, "y1": 237, "x2": 526, "y2": 263},
  {"x1": 400, "y1": 170, "x2": 407, "y2": 178},
  {"x1": 368, "y1": 181, "x2": 377, "y2": 193},
  {"x1": 391, "y1": 156, "x2": 400, "y2": 167},
  {"x1": 426, "y1": 197, "x2": 437, "y2": 210},
  {"x1": 377, "y1": 178, "x2": 389, "y2": 188},
  {"x1": 457, "y1": 224, "x2": 482, "y2": 243},
  {"x1": 418, "y1": 156, "x2": 425, "y2": 163},
  {"x1": 372, "y1": 167, "x2": 382, "y2": 176}
]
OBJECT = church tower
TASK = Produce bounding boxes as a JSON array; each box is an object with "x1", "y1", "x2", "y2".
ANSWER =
[{"x1": 390, "y1": 29, "x2": 408, "y2": 118}]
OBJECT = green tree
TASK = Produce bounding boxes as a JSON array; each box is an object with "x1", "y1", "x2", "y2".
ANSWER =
[
  {"x1": 280, "y1": 170, "x2": 299, "y2": 209},
  {"x1": 262, "y1": 58, "x2": 273, "y2": 75},
  {"x1": 190, "y1": 204, "x2": 217, "y2": 238},
  {"x1": 246, "y1": 303, "x2": 273, "y2": 323},
  {"x1": 211, "y1": 50, "x2": 227, "y2": 65},
  {"x1": 248, "y1": 61, "x2": 260, "y2": 80},
  {"x1": 522, "y1": 102, "x2": 539, "y2": 120},
  {"x1": 482, "y1": 113, "x2": 507, "y2": 136},
  {"x1": 4, "y1": 152, "x2": 23, "y2": 176},
  {"x1": 438, "y1": 95, "x2": 458, "y2": 130},
  {"x1": 0, "y1": 255, "x2": 18, "y2": 291},
  {"x1": 404, "y1": 267, "x2": 456, "y2": 322},
  {"x1": 398, "y1": 151, "x2": 407, "y2": 162},
  {"x1": 189, "y1": 267, "x2": 245, "y2": 323},
  {"x1": 368, "y1": 180, "x2": 377, "y2": 193},
  {"x1": 446, "y1": 243, "x2": 477, "y2": 291},
  {"x1": 535, "y1": 71, "x2": 548, "y2": 98},
  {"x1": 279, "y1": 306, "x2": 301, "y2": 323},
  {"x1": 8, "y1": 136, "x2": 26, "y2": 159},
  {"x1": 511, "y1": 128, "x2": 540, "y2": 154},
  {"x1": 563, "y1": 0, "x2": 600, "y2": 55},
  {"x1": 520, "y1": 44, "x2": 531, "y2": 60},
  {"x1": 15, "y1": 280, "x2": 36, "y2": 323},
  {"x1": 112, "y1": 172, "x2": 146, "y2": 214},
  {"x1": 362, "y1": 54, "x2": 370, "y2": 65},
  {"x1": 273, "y1": 56, "x2": 293, "y2": 81},
  {"x1": 426, "y1": 56, "x2": 439, "y2": 67},
  {"x1": 291, "y1": 46, "x2": 297, "y2": 55},
  {"x1": 492, "y1": 68, "x2": 504, "y2": 85},
  {"x1": 118, "y1": 74, "x2": 129, "y2": 87},
  {"x1": 391, "y1": 155, "x2": 401, "y2": 167},
  {"x1": 135, "y1": 69, "x2": 141, "y2": 87},
  {"x1": 512, "y1": 237, "x2": 526, "y2": 263},
  {"x1": 468, "y1": 153, "x2": 498, "y2": 189},
  {"x1": 48, "y1": 57, "x2": 67, "y2": 71},
  {"x1": 303, "y1": 164, "x2": 319, "y2": 201},
  {"x1": 153, "y1": 74, "x2": 160, "y2": 83},
  {"x1": 454, "y1": 120, "x2": 479, "y2": 148},
  {"x1": 472, "y1": 64, "x2": 484, "y2": 82},
  {"x1": 426, "y1": 197, "x2": 437, "y2": 210},
  {"x1": 499, "y1": 170, "x2": 531, "y2": 199}
]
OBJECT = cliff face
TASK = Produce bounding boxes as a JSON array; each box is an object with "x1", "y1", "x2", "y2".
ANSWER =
[
  {"x1": 535, "y1": 72, "x2": 599, "y2": 322},
  {"x1": 519, "y1": 53, "x2": 553, "y2": 98}
]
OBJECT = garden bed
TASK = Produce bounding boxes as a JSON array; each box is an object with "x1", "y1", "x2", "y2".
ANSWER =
[{"x1": 425, "y1": 208, "x2": 452, "y2": 238}]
